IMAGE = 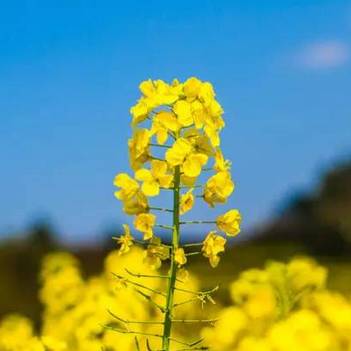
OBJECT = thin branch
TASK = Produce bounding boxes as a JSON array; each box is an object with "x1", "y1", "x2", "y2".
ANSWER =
[
  {"x1": 182, "y1": 242, "x2": 203, "y2": 247},
  {"x1": 174, "y1": 285, "x2": 219, "y2": 296},
  {"x1": 173, "y1": 297, "x2": 199, "y2": 308},
  {"x1": 111, "y1": 273, "x2": 167, "y2": 297},
  {"x1": 169, "y1": 337, "x2": 205, "y2": 347},
  {"x1": 179, "y1": 185, "x2": 203, "y2": 189},
  {"x1": 150, "y1": 143, "x2": 171, "y2": 149},
  {"x1": 108, "y1": 310, "x2": 164, "y2": 325},
  {"x1": 151, "y1": 156, "x2": 165, "y2": 162},
  {"x1": 155, "y1": 224, "x2": 174, "y2": 230},
  {"x1": 172, "y1": 319, "x2": 218, "y2": 324},
  {"x1": 134, "y1": 288, "x2": 166, "y2": 313},
  {"x1": 179, "y1": 220, "x2": 215, "y2": 225},
  {"x1": 149, "y1": 206, "x2": 174, "y2": 213},
  {"x1": 112, "y1": 237, "x2": 172, "y2": 249},
  {"x1": 104, "y1": 324, "x2": 163, "y2": 339},
  {"x1": 125, "y1": 268, "x2": 186, "y2": 283},
  {"x1": 125, "y1": 268, "x2": 170, "y2": 280},
  {"x1": 185, "y1": 252, "x2": 201, "y2": 257},
  {"x1": 134, "y1": 238, "x2": 172, "y2": 248}
]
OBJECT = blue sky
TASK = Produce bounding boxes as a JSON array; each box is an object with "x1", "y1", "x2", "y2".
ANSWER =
[{"x1": 1, "y1": 0, "x2": 350, "y2": 243}]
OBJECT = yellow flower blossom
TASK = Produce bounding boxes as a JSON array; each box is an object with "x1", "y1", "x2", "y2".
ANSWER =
[
  {"x1": 202, "y1": 231, "x2": 226, "y2": 268},
  {"x1": 173, "y1": 100, "x2": 193, "y2": 127},
  {"x1": 203, "y1": 171, "x2": 234, "y2": 206},
  {"x1": 216, "y1": 209, "x2": 241, "y2": 236},
  {"x1": 128, "y1": 128, "x2": 150, "y2": 170},
  {"x1": 134, "y1": 213, "x2": 156, "y2": 240},
  {"x1": 213, "y1": 149, "x2": 231, "y2": 172},
  {"x1": 174, "y1": 248, "x2": 187, "y2": 267},
  {"x1": 139, "y1": 79, "x2": 180, "y2": 106},
  {"x1": 165, "y1": 138, "x2": 208, "y2": 177},
  {"x1": 130, "y1": 97, "x2": 149, "y2": 126},
  {"x1": 237, "y1": 337, "x2": 272, "y2": 351},
  {"x1": 165, "y1": 137, "x2": 192, "y2": 165},
  {"x1": 122, "y1": 190, "x2": 149, "y2": 215},
  {"x1": 116, "y1": 224, "x2": 134, "y2": 255},
  {"x1": 268, "y1": 310, "x2": 333, "y2": 351},
  {"x1": 135, "y1": 160, "x2": 173, "y2": 196},
  {"x1": 184, "y1": 128, "x2": 214, "y2": 157},
  {"x1": 0, "y1": 315, "x2": 35, "y2": 350},
  {"x1": 198, "y1": 81, "x2": 216, "y2": 105},
  {"x1": 180, "y1": 189, "x2": 195, "y2": 215},
  {"x1": 287, "y1": 257, "x2": 327, "y2": 293},
  {"x1": 143, "y1": 237, "x2": 169, "y2": 269},
  {"x1": 201, "y1": 307, "x2": 248, "y2": 350},
  {"x1": 41, "y1": 336, "x2": 67, "y2": 351},
  {"x1": 183, "y1": 77, "x2": 202, "y2": 100},
  {"x1": 113, "y1": 173, "x2": 139, "y2": 201},
  {"x1": 177, "y1": 268, "x2": 189, "y2": 282},
  {"x1": 180, "y1": 174, "x2": 198, "y2": 187},
  {"x1": 151, "y1": 111, "x2": 181, "y2": 145},
  {"x1": 191, "y1": 99, "x2": 207, "y2": 129},
  {"x1": 204, "y1": 125, "x2": 221, "y2": 147}
]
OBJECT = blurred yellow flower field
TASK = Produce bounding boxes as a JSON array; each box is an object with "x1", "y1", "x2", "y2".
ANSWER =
[{"x1": 1, "y1": 250, "x2": 350, "y2": 351}]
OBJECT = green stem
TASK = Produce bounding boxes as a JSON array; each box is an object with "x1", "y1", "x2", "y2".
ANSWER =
[{"x1": 162, "y1": 164, "x2": 181, "y2": 350}]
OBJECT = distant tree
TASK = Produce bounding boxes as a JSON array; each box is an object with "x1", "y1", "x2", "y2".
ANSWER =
[
  {"x1": 315, "y1": 160, "x2": 351, "y2": 244},
  {"x1": 255, "y1": 158, "x2": 351, "y2": 256}
]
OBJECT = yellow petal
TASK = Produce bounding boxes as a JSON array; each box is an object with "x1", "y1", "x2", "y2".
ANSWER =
[
  {"x1": 173, "y1": 100, "x2": 193, "y2": 127},
  {"x1": 158, "y1": 174, "x2": 173, "y2": 188},
  {"x1": 142, "y1": 180, "x2": 160, "y2": 197},
  {"x1": 135, "y1": 169, "x2": 153, "y2": 182},
  {"x1": 151, "y1": 160, "x2": 168, "y2": 176},
  {"x1": 183, "y1": 153, "x2": 208, "y2": 177},
  {"x1": 156, "y1": 129, "x2": 168, "y2": 145},
  {"x1": 165, "y1": 138, "x2": 192, "y2": 166},
  {"x1": 157, "y1": 111, "x2": 180, "y2": 132}
]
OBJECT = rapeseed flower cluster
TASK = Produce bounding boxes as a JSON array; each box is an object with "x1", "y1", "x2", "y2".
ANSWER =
[
  {"x1": 0, "y1": 249, "x2": 204, "y2": 351},
  {"x1": 202, "y1": 257, "x2": 351, "y2": 351},
  {"x1": 1, "y1": 254, "x2": 350, "y2": 351},
  {"x1": 112, "y1": 77, "x2": 242, "y2": 349},
  {"x1": 114, "y1": 77, "x2": 241, "y2": 268}
]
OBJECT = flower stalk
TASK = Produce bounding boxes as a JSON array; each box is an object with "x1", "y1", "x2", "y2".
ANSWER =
[{"x1": 162, "y1": 164, "x2": 181, "y2": 349}]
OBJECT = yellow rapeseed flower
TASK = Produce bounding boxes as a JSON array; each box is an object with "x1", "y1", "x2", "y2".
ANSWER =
[
  {"x1": 130, "y1": 97, "x2": 149, "y2": 126},
  {"x1": 213, "y1": 149, "x2": 231, "y2": 172},
  {"x1": 202, "y1": 231, "x2": 226, "y2": 268},
  {"x1": 122, "y1": 190, "x2": 149, "y2": 215},
  {"x1": 203, "y1": 171, "x2": 234, "y2": 206},
  {"x1": 183, "y1": 77, "x2": 202, "y2": 98},
  {"x1": 113, "y1": 173, "x2": 139, "y2": 201},
  {"x1": 116, "y1": 224, "x2": 134, "y2": 255},
  {"x1": 134, "y1": 213, "x2": 156, "y2": 240},
  {"x1": 143, "y1": 237, "x2": 169, "y2": 269},
  {"x1": 151, "y1": 111, "x2": 181, "y2": 145},
  {"x1": 165, "y1": 138, "x2": 208, "y2": 177},
  {"x1": 216, "y1": 209, "x2": 242, "y2": 236},
  {"x1": 179, "y1": 189, "x2": 195, "y2": 215},
  {"x1": 174, "y1": 248, "x2": 187, "y2": 267},
  {"x1": 135, "y1": 160, "x2": 173, "y2": 196},
  {"x1": 128, "y1": 128, "x2": 150, "y2": 170},
  {"x1": 173, "y1": 100, "x2": 193, "y2": 127}
]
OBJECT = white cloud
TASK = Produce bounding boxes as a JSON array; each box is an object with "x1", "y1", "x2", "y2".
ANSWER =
[{"x1": 296, "y1": 40, "x2": 349, "y2": 69}]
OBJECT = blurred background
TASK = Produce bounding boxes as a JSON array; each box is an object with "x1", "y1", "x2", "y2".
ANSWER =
[{"x1": 1, "y1": 0, "x2": 350, "y2": 326}]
